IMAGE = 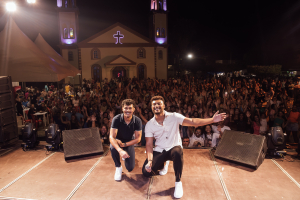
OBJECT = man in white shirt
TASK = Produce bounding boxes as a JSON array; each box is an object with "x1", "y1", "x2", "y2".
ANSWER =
[
  {"x1": 211, "y1": 121, "x2": 231, "y2": 147},
  {"x1": 143, "y1": 96, "x2": 226, "y2": 199},
  {"x1": 188, "y1": 127, "x2": 205, "y2": 147}
]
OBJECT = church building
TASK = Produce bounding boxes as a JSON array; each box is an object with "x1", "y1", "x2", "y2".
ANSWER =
[{"x1": 56, "y1": 0, "x2": 168, "y2": 84}]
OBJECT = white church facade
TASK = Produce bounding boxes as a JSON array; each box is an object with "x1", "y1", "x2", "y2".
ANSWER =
[{"x1": 56, "y1": 0, "x2": 168, "y2": 84}]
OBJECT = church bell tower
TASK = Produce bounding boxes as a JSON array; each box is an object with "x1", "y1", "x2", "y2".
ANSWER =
[
  {"x1": 57, "y1": 0, "x2": 79, "y2": 46},
  {"x1": 150, "y1": 0, "x2": 168, "y2": 45}
]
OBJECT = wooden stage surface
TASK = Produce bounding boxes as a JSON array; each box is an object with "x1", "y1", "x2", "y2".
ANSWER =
[{"x1": 0, "y1": 141, "x2": 300, "y2": 200}]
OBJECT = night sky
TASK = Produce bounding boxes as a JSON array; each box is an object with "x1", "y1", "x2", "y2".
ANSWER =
[{"x1": 1, "y1": 0, "x2": 300, "y2": 69}]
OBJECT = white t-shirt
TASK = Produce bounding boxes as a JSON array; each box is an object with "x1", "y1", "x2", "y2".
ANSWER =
[
  {"x1": 145, "y1": 111, "x2": 185, "y2": 152},
  {"x1": 189, "y1": 134, "x2": 205, "y2": 147},
  {"x1": 212, "y1": 125, "x2": 231, "y2": 147}
]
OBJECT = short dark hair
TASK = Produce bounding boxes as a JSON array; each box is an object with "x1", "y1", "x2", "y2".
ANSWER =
[
  {"x1": 150, "y1": 96, "x2": 165, "y2": 105},
  {"x1": 121, "y1": 99, "x2": 136, "y2": 108}
]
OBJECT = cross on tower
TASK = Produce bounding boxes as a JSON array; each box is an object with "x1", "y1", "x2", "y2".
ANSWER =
[{"x1": 113, "y1": 31, "x2": 124, "y2": 44}]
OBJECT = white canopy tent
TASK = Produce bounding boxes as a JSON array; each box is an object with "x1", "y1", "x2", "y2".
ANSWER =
[
  {"x1": 0, "y1": 18, "x2": 79, "y2": 82},
  {"x1": 34, "y1": 33, "x2": 80, "y2": 77}
]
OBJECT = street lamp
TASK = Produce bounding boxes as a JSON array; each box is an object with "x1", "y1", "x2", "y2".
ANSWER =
[
  {"x1": 27, "y1": 0, "x2": 36, "y2": 3},
  {"x1": 6, "y1": 2, "x2": 17, "y2": 12},
  {"x1": 187, "y1": 54, "x2": 193, "y2": 59}
]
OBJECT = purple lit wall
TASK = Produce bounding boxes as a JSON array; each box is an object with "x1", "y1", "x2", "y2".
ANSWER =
[
  {"x1": 151, "y1": 0, "x2": 156, "y2": 10},
  {"x1": 57, "y1": 0, "x2": 62, "y2": 7},
  {"x1": 61, "y1": 38, "x2": 76, "y2": 45},
  {"x1": 156, "y1": 38, "x2": 166, "y2": 45},
  {"x1": 163, "y1": 0, "x2": 167, "y2": 11}
]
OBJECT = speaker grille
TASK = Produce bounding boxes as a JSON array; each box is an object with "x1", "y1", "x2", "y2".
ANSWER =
[
  {"x1": 63, "y1": 128, "x2": 103, "y2": 160},
  {"x1": 0, "y1": 76, "x2": 12, "y2": 94},
  {"x1": 214, "y1": 130, "x2": 267, "y2": 168},
  {"x1": 0, "y1": 92, "x2": 14, "y2": 111},
  {"x1": 0, "y1": 123, "x2": 18, "y2": 143},
  {"x1": 0, "y1": 108, "x2": 16, "y2": 126}
]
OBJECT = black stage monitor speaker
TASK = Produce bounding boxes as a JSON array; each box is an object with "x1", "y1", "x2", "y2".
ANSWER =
[
  {"x1": 0, "y1": 76, "x2": 12, "y2": 94},
  {"x1": 214, "y1": 130, "x2": 267, "y2": 169},
  {"x1": 63, "y1": 128, "x2": 104, "y2": 160}
]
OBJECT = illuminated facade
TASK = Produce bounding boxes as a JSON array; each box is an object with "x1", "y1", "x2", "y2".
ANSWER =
[{"x1": 57, "y1": 0, "x2": 168, "y2": 83}]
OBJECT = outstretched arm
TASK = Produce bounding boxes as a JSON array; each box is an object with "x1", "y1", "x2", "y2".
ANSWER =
[{"x1": 182, "y1": 111, "x2": 226, "y2": 127}]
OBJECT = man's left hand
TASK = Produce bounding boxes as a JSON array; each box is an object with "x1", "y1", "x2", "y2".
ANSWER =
[{"x1": 213, "y1": 111, "x2": 226, "y2": 123}]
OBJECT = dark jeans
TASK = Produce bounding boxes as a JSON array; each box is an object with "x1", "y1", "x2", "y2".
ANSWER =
[
  {"x1": 286, "y1": 131, "x2": 299, "y2": 144},
  {"x1": 142, "y1": 146, "x2": 183, "y2": 182},
  {"x1": 110, "y1": 144, "x2": 135, "y2": 172}
]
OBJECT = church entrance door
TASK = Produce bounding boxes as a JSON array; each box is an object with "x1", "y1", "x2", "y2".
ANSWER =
[{"x1": 112, "y1": 66, "x2": 127, "y2": 78}]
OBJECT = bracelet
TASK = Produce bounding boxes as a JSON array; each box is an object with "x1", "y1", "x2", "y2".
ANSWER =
[
  {"x1": 148, "y1": 160, "x2": 153, "y2": 161},
  {"x1": 118, "y1": 149, "x2": 123, "y2": 153}
]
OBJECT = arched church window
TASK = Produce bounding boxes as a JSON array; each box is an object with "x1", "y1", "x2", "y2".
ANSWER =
[
  {"x1": 91, "y1": 48, "x2": 100, "y2": 60},
  {"x1": 158, "y1": 50, "x2": 163, "y2": 60},
  {"x1": 158, "y1": 0, "x2": 163, "y2": 10},
  {"x1": 70, "y1": 28, "x2": 74, "y2": 38},
  {"x1": 63, "y1": 28, "x2": 68, "y2": 39},
  {"x1": 64, "y1": 0, "x2": 68, "y2": 8},
  {"x1": 137, "y1": 48, "x2": 146, "y2": 58},
  {"x1": 161, "y1": 28, "x2": 165, "y2": 38},
  {"x1": 156, "y1": 28, "x2": 160, "y2": 37},
  {"x1": 163, "y1": 0, "x2": 167, "y2": 11},
  {"x1": 68, "y1": 51, "x2": 73, "y2": 61},
  {"x1": 92, "y1": 65, "x2": 101, "y2": 82}
]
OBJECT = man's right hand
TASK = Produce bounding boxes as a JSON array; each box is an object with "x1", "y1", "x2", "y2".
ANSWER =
[
  {"x1": 119, "y1": 150, "x2": 130, "y2": 159},
  {"x1": 145, "y1": 161, "x2": 152, "y2": 172}
]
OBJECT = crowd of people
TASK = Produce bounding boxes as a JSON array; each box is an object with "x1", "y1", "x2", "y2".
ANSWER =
[{"x1": 15, "y1": 75, "x2": 300, "y2": 151}]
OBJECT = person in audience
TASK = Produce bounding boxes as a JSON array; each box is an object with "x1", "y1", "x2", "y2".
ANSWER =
[
  {"x1": 182, "y1": 137, "x2": 190, "y2": 147},
  {"x1": 100, "y1": 124, "x2": 109, "y2": 144},
  {"x1": 188, "y1": 127, "x2": 204, "y2": 147},
  {"x1": 286, "y1": 105, "x2": 300, "y2": 143},
  {"x1": 212, "y1": 121, "x2": 231, "y2": 147}
]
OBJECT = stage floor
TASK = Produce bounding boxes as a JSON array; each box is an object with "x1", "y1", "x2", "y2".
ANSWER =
[{"x1": 0, "y1": 142, "x2": 300, "y2": 200}]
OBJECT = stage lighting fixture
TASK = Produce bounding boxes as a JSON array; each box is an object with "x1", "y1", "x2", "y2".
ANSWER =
[
  {"x1": 6, "y1": 2, "x2": 17, "y2": 12},
  {"x1": 267, "y1": 126, "x2": 287, "y2": 156},
  {"x1": 21, "y1": 123, "x2": 39, "y2": 150},
  {"x1": 45, "y1": 123, "x2": 61, "y2": 151}
]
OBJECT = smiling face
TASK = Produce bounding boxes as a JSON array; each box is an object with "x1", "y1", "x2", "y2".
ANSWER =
[
  {"x1": 205, "y1": 125, "x2": 212, "y2": 133},
  {"x1": 182, "y1": 138, "x2": 190, "y2": 147},
  {"x1": 195, "y1": 128, "x2": 202, "y2": 137},
  {"x1": 151, "y1": 100, "x2": 165, "y2": 115},
  {"x1": 122, "y1": 104, "x2": 135, "y2": 119}
]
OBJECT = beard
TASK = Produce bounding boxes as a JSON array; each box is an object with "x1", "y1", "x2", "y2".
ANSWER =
[{"x1": 152, "y1": 107, "x2": 163, "y2": 115}]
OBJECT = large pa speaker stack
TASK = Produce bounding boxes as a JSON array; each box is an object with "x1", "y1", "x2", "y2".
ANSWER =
[
  {"x1": 0, "y1": 76, "x2": 18, "y2": 143},
  {"x1": 62, "y1": 127, "x2": 104, "y2": 160},
  {"x1": 214, "y1": 130, "x2": 267, "y2": 169}
]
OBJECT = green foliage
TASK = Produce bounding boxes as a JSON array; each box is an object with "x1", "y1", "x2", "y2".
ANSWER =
[{"x1": 247, "y1": 65, "x2": 282, "y2": 75}]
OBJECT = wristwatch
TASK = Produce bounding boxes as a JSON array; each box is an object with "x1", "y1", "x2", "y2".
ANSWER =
[{"x1": 124, "y1": 142, "x2": 127, "y2": 147}]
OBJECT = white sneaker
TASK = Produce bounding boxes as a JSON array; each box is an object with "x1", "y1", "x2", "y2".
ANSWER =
[
  {"x1": 159, "y1": 160, "x2": 170, "y2": 176},
  {"x1": 174, "y1": 181, "x2": 183, "y2": 198},
  {"x1": 114, "y1": 166, "x2": 122, "y2": 181}
]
